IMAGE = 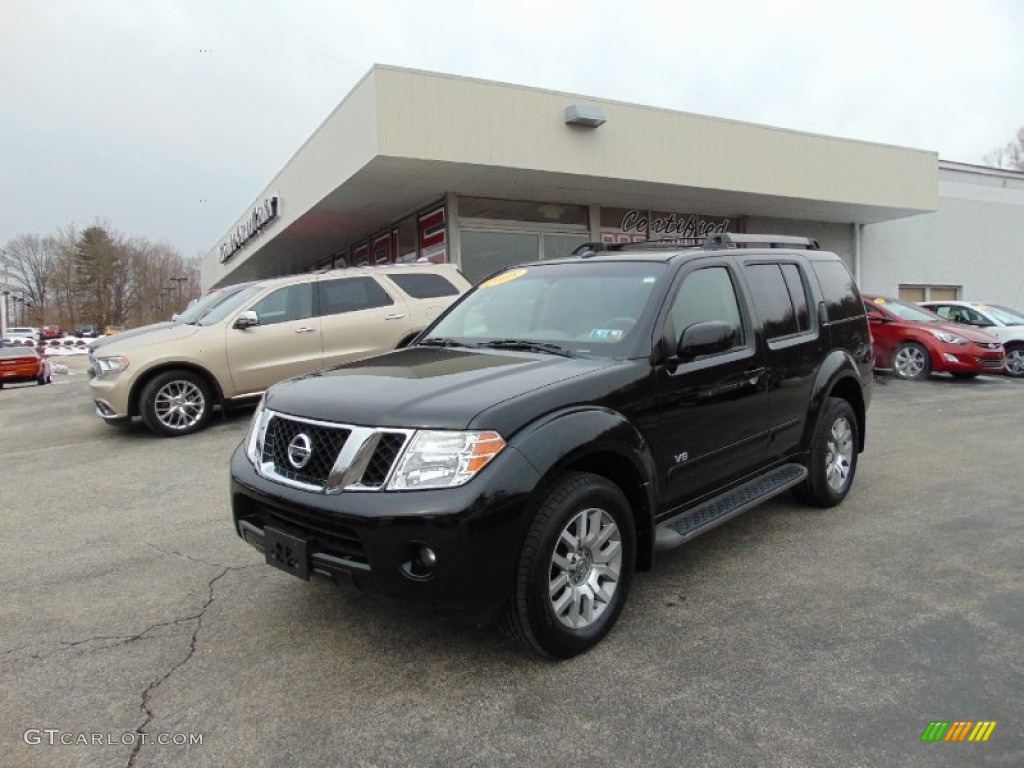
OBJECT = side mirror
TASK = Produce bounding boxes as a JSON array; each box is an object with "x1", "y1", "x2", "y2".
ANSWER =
[
  {"x1": 677, "y1": 320, "x2": 736, "y2": 362},
  {"x1": 234, "y1": 310, "x2": 259, "y2": 329},
  {"x1": 866, "y1": 312, "x2": 887, "y2": 323}
]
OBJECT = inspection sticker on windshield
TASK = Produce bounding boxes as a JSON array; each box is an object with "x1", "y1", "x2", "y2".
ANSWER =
[
  {"x1": 481, "y1": 268, "x2": 527, "y2": 288},
  {"x1": 589, "y1": 329, "x2": 624, "y2": 340},
  {"x1": 873, "y1": 297, "x2": 886, "y2": 304}
]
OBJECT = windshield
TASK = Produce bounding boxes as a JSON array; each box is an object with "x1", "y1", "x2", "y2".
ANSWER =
[
  {"x1": 983, "y1": 304, "x2": 1024, "y2": 326},
  {"x1": 875, "y1": 298, "x2": 942, "y2": 322},
  {"x1": 421, "y1": 261, "x2": 666, "y2": 358},
  {"x1": 174, "y1": 284, "x2": 256, "y2": 325},
  {"x1": 196, "y1": 285, "x2": 265, "y2": 326}
]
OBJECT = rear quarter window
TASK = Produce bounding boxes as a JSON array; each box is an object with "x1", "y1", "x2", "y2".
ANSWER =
[
  {"x1": 811, "y1": 260, "x2": 863, "y2": 322},
  {"x1": 387, "y1": 272, "x2": 460, "y2": 299}
]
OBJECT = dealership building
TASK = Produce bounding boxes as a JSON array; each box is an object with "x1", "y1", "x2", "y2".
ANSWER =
[{"x1": 203, "y1": 65, "x2": 1024, "y2": 307}]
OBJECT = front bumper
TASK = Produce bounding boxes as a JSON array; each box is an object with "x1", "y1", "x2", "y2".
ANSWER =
[
  {"x1": 932, "y1": 342, "x2": 1004, "y2": 374},
  {"x1": 87, "y1": 370, "x2": 132, "y2": 419},
  {"x1": 230, "y1": 442, "x2": 542, "y2": 615}
]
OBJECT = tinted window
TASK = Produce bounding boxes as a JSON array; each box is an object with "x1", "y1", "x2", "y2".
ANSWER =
[
  {"x1": 747, "y1": 264, "x2": 798, "y2": 339},
  {"x1": 669, "y1": 267, "x2": 744, "y2": 348},
  {"x1": 249, "y1": 284, "x2": 314, "y2": 326},
  {"x1": 318, "y1": 277, "x2": 393, "y2": 315},
  {"x1": 780, "y1": 264, "x2": 810, "y2": 331},
  {"x1": 388, "y1": 272, "x2": 459, "y2": 299},
  {"x1": 811, "y1": 260, "x2": 862, "y2": 322}
]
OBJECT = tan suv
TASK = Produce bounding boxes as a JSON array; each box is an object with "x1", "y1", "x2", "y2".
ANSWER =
[{"x1": 88, "y1": 264, "x2": 470, "y2": 436}]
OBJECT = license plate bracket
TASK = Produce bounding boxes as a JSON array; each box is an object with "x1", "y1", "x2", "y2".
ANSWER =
[{"x1": 264, "y1": 526, "x2": 311, "y2": 581}]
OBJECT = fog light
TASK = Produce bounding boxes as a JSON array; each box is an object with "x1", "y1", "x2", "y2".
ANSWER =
[
  {"x1": 943, "y1": 352, "x2": 959, "y2": 363},
  {"x1": 400, "y1": 542, "x2": 437, "y2": 580},
  {"x1": 418, "y1": 546, "x2": 436, "y2": 568}
]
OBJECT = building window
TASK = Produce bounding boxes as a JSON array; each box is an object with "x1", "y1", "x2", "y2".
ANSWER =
[
  {"x1": 458, "y1": 197, "x2": 588, "y2": 226},
  {"x1": 460, "y1": 231, "x2": 540, "y2": 283},
  {"x1": 898, "y1": 284, "x2": 960, "y2": 302}
]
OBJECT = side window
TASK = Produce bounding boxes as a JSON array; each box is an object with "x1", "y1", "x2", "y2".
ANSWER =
[
  {"x1": 669, "y1": 266, "x2": 744, "y2": 349},
  {"x1": 811, "y1": 260, "x2": 862, "y2": 322},
  {"x1": 780, "y1": 264, "x2": 810, "y2": 331},
  {"x1": 387, "y1": 272, "x2": 460, "y2": 299},
  {"x1": 931, "y1": 305, "x2": 953, "y2": 319},
  {"x1": 249, "y1": 284, "x2": 314, "y2": 326},
  {"x1": 318, "y1": 277, "x2": 394, "y2": 316},
  {"x1": 964, "y1": 308, "x2": 990, "y2": 326},
  {"x1": 746, "y1": 264, "x2": 799, "y2": 339}
]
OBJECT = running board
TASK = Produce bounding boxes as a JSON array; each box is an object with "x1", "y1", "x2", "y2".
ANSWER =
[{"x1": 655, "y1": 463, "x2": 808, "y2": 551}]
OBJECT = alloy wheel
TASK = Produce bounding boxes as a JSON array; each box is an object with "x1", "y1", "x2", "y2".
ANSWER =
[
  {"x1": 825, "y1": 416, "x2": 854, "y2": 492},
  {"x1": 548, "y1": 507, "x2": 622, "y2": 630},
  {"x1": 153, "y1": 379, "x2": 207, "y2": 430}
]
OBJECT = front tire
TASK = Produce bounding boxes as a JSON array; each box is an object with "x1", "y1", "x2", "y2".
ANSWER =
[
  {"x1": 1005, "y1": 345, "x2": 1024, "y2": 378},
  {"x1": 891, "y1": 342, "x2": 931, "y2": 380},
  {"x1": 793, "y1": 397, "x2": 859, "y2": 508},
  {"x1": 140, "y1": 370, "x2": 213, "y2": 437},
  {"x1": 505, "y1": 472, "x2": 635, "y2": 659}
]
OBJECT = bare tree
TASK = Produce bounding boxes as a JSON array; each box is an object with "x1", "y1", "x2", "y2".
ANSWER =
[
  {"x1": 984, "y1": 127, "x2": 1024, "y2": 171},
  {"x1": 2, "y1": 234, "x2": 59, "y2": 324}
]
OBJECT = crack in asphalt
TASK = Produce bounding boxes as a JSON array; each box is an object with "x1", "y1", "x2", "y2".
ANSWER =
[
  {"x1": 145, "y1": 541, "x2": 226, "y2": 569},
  {"x1": 126, "y1": 564, "x2": 258, "y2": 768}
]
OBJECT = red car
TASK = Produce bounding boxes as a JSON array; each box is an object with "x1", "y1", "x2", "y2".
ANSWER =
[
  {"x1": 863, "y1": 295, "x2": 1005, "y2": 380},
  {"x1": 0, "y1": 345, "x2": 51, "y2": 388},
  {"x1": 40, "y1": 325, "x2": 64, "y2": 340}
]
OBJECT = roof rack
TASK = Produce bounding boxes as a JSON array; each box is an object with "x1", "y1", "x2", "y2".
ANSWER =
[
  {"x1": 571, "y1": 239, "x2": 702, "y2": 257},
  {"x1": 702, "y1": 233, "x2": 820, "y2": 251}
]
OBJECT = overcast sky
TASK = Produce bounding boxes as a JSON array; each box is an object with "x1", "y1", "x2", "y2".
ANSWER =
[{"x1": 2, "y1": 0, "x2": 1021, "y2": 258}]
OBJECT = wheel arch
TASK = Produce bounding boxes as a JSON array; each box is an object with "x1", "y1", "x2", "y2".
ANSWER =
[
  {"x1": 509, "y1": 408, "x2": 658, "y2": 572},
  {"x1": 128, "y1": 362, "x2": 225, "y2": 417},
  {"x1": 804, "y1": 352, "x2": 868, "y2": 454}
]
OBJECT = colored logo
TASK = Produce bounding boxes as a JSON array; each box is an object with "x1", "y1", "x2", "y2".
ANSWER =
[{"x1": 920, "y1": 721, "x2": 997, "y2": 742}]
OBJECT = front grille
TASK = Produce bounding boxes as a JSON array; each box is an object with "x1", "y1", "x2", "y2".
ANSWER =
[
  {"x1": 263, "y1": 415, "x2": 350, "y2": 486},
  {"x1": 254, "y1": 410, "x2": 412, "y2": 493},
  {"x1": 360, "y1": 433, "x2": 408, "y2": 488},
  {"x1": 976, "y1": 342, "x2": 1002, "y2": 350},
  {"x1": 977, "y1": 358, "x2": 1004, "y2": 369}
]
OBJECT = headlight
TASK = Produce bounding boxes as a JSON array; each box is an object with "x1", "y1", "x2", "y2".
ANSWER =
[
  {"x1": 387, "y1": 430, "x2": 506, "y2": 490},
  {"x1": 94, "y1": 355, "x2": 130, "y2": 373},
  {"x1": 928, "y1": 330, "x2": 968, "y2": 345},
  {"x1": 244, "y1": 398, "x2": 268, "y2": 465}
]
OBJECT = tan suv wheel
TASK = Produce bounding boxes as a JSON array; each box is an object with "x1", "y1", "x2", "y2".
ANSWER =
[{"x1": 140, "y1": 370, "x2": 213, "y2": 437}]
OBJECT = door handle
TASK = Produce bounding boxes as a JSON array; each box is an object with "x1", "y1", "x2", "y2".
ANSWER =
[
  {"x1": 745, "y1": 367, "x2": 766, "y2": 385},
  {"x1": 384, "y1": 314, "x2": 405, "y2": 321},
  {"x1": 295, "y1": 327, "x2": 317, "y2": 334}
]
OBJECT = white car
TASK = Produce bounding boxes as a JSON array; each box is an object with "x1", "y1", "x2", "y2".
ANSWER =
[
  {"x1": 3, "y1": 326, "x2": 40, "y2": 343},
  {"x1": 920, "y1": 301, "x2": 1024, "y2": 377}
]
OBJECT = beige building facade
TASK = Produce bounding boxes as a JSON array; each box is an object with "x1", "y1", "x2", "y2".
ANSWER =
[{"x1": 203, "y1": 65, "x2": 939, "y2": 291}]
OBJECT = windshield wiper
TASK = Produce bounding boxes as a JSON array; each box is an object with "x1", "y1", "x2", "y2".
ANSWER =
[
  {"x1": 474, "y1": 339, "x2": 574, "y2": 357},
  {"x1": 416, "y1": 337, "x2": 469, "y2": 348}
]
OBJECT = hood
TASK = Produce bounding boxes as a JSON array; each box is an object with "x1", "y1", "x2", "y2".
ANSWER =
[
  {"x1": 89, "y1": 322, "x2": 201, "y2": 354},
  {"x1": 934, "y1": 322, "x2": 1000, "y2": 343},
  {"x1": 88, "y1": 321, "x2": 177, "y2": 351},
  {"x1": 265, "y1": 346, "x2": 630, "y2": 433}
]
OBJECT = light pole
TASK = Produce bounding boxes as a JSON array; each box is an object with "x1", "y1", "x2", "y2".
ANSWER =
[
  {"x1": 0, "y1": 250, "x2": 9, "y2": 339},
  {"x1": 169, "y1": 276, "x2": 188, "y2": 313}
]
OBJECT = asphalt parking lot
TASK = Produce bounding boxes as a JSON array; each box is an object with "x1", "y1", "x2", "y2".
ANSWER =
[{"x1": 1, "y1": 359, "x2": 1021, "y2": 768}]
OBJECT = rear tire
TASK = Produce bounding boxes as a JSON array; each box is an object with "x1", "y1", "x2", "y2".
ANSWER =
[
  {"x1": 140, "y1": 370, "x2": 213, "y2": 437},
  {"x1": 793, "y1": 397, "x2": 859, "y2": 508},
  {"x1": 504, "y1": 472, "x2": 635, "y2": 658}
]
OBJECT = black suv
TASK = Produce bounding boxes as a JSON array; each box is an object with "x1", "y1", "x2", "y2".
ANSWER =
[{"x1": 230, "y1": 233, "x2": 872, "y2": 658}]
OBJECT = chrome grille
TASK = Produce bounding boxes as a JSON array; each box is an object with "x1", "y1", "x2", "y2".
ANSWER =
[
  {"x1": 977, "y1": 358, "x2": 1004, "y2": 369},
  {"x1": 263, "y1": 415, "x2": 350, "y2": 486},
  {"x1": 254, "y1": 410, "x2": 411, "y2": 493}
]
